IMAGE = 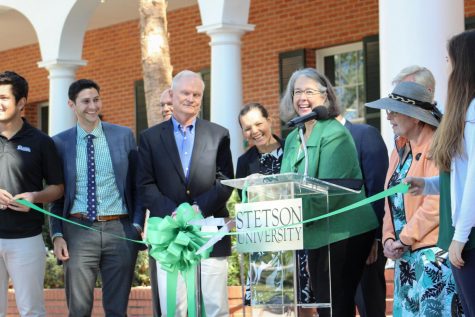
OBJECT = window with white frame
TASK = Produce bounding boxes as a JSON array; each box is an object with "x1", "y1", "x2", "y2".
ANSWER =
[{"x1": 316, "y1": 43, "x2": 365, "y2": 123}]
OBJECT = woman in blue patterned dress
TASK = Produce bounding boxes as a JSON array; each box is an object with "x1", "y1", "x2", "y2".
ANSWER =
[{"x1": 366, "y1": 81, "x2": 462, "y2": 316}]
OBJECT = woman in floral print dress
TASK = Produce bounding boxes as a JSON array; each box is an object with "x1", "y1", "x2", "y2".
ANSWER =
[{"x1": 366, "y1": 81, "x2": 463, "y2": 316}]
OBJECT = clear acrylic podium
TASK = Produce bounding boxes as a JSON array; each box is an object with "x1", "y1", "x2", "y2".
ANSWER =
[{"x1": 222, "y1": 172, "x2": 361, "y2": 317}]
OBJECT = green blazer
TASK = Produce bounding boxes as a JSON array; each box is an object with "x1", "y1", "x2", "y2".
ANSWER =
[{"x1": 281, "y1": 119, "x2": 378, "y2": 249}]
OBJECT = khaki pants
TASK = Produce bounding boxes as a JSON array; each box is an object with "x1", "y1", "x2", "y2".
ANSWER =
[{"x1": 0, "y1": 234, "x2": 46, "y2": 317}]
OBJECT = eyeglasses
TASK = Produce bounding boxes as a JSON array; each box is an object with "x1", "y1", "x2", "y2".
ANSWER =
[
  {"x1": 292, "y1": 89, "x2": 323, "y2": 98},
  {"x1": 385, "y1": 109, "x2": 399, "y2": 116}
]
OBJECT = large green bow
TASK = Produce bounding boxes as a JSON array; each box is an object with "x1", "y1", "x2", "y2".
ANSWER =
[{"x1": 147, "y1": 203, "x2": 211, "y2": 317}]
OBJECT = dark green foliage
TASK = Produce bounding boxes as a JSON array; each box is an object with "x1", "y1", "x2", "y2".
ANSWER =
[
  {"x1": 44, "y1": 252, "x2": 64, "y2": 288},
  {"x1": 44, "y1": 249, "x2": 241, "y2": 288},
  {"x1": 133, "y1": 251, "x2": 151, "y2": 286},
  {"x1": 44, "y1": 251, "x2": 152, "y2": 288},
  {"x1": 228, "y1": 243, "x2": 243, "y2": 286}
]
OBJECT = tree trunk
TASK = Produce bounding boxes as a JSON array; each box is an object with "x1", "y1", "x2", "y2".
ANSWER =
[{"x1": 139, "y1": 0, "x2": 173, "y2": 127}]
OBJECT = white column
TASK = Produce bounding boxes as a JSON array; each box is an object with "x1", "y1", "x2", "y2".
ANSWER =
[
  {"x1": 379, "y1": 0, "x2": 464, "y2": 152},
  {"x1": 197, "y1": 25, "x2": 254, "y2": 165},
  {"x1": 38, "y1": 60, "x2": 86, "y2": 136}
]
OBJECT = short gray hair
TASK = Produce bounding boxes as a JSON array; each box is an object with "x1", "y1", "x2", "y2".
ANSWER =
[
  {"x1": 280, "y1": 68, "x2": 340, "y2": 122},
  {"x1": 171, "y1": 70, "x2": 205, "y2": 90},
  {"x1": 392, "y1": 65, "x2": 435, "y2": 101}
]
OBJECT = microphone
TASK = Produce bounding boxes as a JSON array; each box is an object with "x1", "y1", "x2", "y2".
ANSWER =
[{"x1": 287, "y1": 106, "x2": 329, "y2": 128}]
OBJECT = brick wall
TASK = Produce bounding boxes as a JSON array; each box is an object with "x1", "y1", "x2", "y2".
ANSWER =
[{"x1": 0, "y1": 0, "x2": 474, "y2": 135}]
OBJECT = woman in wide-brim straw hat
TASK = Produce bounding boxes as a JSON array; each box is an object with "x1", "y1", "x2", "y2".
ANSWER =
[{"x1": 366, "y1": 81, "x2": 462, "y2": 316}]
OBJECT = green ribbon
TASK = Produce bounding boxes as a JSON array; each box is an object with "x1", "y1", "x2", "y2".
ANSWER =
[
  {"x1": 300, "y1": 182, "x2": 408, "y2": 225},
  {"x1": 146, "y1": 203, "x2": 210, "y2": 317},
  {"x1": 16, "y1": 199, "x2": 145, "y2": 244},
  {"x1": 17, "y1": 182, "x2": 409, "y2": 240},
  {"x1": 205, "y1": 182, "x2": 410, "y2": 237},
  {"x1": 16, "y1": 182, "x2": 409, "y2": 315},
  {"x1": 17, "y1": 182, "x2": 409, "y2": 242}
]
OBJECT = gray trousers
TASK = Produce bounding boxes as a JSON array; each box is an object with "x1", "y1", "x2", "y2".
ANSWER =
[{"x1": 63, "y1": 218, "x2": 139, "y2": 317}]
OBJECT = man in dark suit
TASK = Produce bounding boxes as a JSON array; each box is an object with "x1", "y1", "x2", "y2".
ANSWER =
[
  {"x1": 50, "y1": 79, "x2": 144, "y2": 317},
  {"x1": 336, "y1": 115, "x2": 389, "y2": 317},
  {"x1": 138, "y1": 70, "x2": 234, "y2": 317}
]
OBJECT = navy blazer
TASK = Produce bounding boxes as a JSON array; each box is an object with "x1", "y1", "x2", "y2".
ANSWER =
[
  {"x1": 344, "y1": 121, "x2": 388, "y2": 238},
  {"x1": 50, "y1": 122, "x2": 143, "y2": 236},
  {"x1": 137, "y1": 118, "x2": 234, "y2": 257}
]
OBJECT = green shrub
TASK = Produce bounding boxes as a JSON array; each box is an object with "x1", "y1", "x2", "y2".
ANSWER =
[
  {"x1": 133, "y1": 251, "x2": 151, "y2": 286},
  {"x1": 43, "y1": 250, "x2": 152, "y2": 288},
  {"x1": 227, "y1": 190, "x2": 245, "y2": 286},
  {"x1": 44, "y1": 251, "x2": 64, "y2": 288}
]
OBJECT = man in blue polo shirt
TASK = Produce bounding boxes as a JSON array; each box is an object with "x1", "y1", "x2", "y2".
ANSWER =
[{"x1": 0, "y1": 71, "x2": 64, "y2": 316}]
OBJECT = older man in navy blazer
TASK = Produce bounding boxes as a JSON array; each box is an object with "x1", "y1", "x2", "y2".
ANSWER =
[
  {"x1": 50, "y1": 79, "x2": 144, "y2": 317},
  {"x1": 138, "y1": 70, "x2": 234, "y2": 317}
]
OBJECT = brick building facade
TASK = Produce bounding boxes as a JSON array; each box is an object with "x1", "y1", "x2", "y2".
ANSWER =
[{"x1": 0, "y1": 0, "x2": 474, "y2": 138}]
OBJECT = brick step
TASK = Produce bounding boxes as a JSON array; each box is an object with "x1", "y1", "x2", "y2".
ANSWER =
[{"x1": 385, "y1": 268, "x2": 394, "y2": 315}]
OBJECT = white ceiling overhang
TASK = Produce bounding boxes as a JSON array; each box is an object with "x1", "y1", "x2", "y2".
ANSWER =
[{"x1": 0, "y1": 0, "x2": 196, "y2": 52}]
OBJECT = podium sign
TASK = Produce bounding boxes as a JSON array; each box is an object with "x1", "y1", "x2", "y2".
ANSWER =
[
  {"x1": 222, "y1": 173, "x2": 360, "y2": 317},
  {"x1": 235, "y1": 198, "x2": 303, "y2": 252}
]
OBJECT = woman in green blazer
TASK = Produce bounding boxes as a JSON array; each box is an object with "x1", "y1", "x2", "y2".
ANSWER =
[{"x1": 280, "y1": 68, "x2": 379, "y2": 317}]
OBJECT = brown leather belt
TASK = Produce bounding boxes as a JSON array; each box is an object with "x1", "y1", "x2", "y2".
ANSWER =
[{"x1": 69, "y1": 213, "x2": 128, "y2": 222}]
